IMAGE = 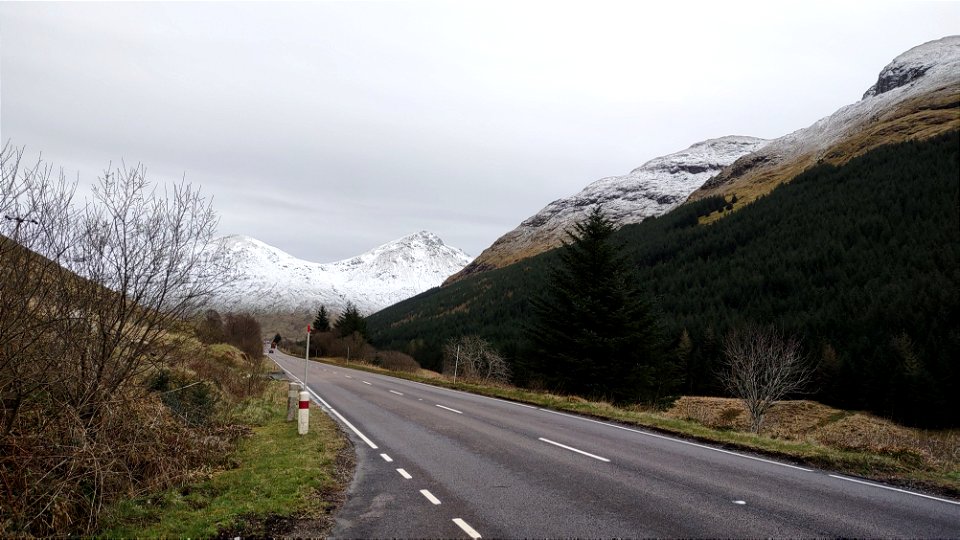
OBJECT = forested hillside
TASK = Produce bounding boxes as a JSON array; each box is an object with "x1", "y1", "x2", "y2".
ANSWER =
[{"x1": 368, "y1": 131, "x2": 960, "y2": 427}]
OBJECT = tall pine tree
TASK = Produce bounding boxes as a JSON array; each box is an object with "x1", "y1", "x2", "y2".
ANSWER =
[
  {"x1": 528, "y1": 206, "x2": 668, "y2": 403},
  {"x1": 313, "y1": 305, "x2": 331, "y2": 333}
]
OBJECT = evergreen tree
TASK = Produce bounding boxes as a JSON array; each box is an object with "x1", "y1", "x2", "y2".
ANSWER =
[
  {"x1": 313, "y1": 305, "x2": 331, "y2": 332},
  {"x1": 528, "y1": 206, "x2": 668, "y2": 403},
  {"x1": 335, "y1": 302, "x2": 368, "y2": 339}
]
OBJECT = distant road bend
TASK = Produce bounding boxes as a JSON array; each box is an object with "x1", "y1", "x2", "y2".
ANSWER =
[{"x1": 270, "y1": 349, "x2": 960, "y2": 538}]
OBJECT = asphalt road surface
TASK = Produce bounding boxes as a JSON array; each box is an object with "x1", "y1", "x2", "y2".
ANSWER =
[{"x1": 269, "y1": 349, "x2": 960, "y2": 538}]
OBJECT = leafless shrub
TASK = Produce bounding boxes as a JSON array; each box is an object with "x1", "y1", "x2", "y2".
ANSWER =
[
  {"x1": 442, "y1": 336, "x2": 511, "y2": 384},
  {"x1": 224, "y1": 312, "x2": 264, "y2": 360},
  {"x1": 0, "y1": 145, "x2": 226, "y2": 535},
  {"x1": 720, "y1": 325, "x2": 815, "y2": 433},
  {"x1": 375, "y1": 350, "x2": 421, "y2": 373}
]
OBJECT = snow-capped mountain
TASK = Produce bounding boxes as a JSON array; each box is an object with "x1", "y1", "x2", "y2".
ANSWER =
[
  {"x1": 691, "y1": 35, "x2": 960, "y2": 204},
  {"x1": 447, "y1": 136, "x2": 768, "y2": 282},
  {"x1": 209, "y1": 231, "x2": 472, "y2": 314}
]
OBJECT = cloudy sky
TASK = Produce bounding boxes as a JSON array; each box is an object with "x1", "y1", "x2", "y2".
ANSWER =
[{"x1": 1, "y1": 1, "x2": 956, "y2": 261}]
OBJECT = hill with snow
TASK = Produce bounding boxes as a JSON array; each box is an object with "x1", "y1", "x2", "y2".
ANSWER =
[
  {"x1": 447, "y1": 136, "x2": 768, "y2": 282},
  {"x1": 209, "y1": 231, "x2": 472, "y2": 315},
  {"x1": 690, "y1": 35, "x2": 960, "y2": 206}
]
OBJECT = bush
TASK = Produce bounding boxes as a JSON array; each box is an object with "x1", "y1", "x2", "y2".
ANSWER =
[{"x1": 374, "y1": 351, "x2": 420, "y2": 373}]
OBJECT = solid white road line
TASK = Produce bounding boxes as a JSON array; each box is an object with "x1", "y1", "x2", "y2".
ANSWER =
[
  {"x1": 420, "y1": 489, "x2": 442, "y2": 505},
  {"x1": 380, "y1": 453, "x2": 393, "y2": 462},
  {"x1": 271, "y1": 360, "x2": 380, "y2": 450},
  {"x1": 536, "y1": 408, "x2": 813, "y2": 472},
  {"x1": 390, "y1": 390, "x2": 404, "y2": 396},
  {"x1": 538, "y1": 437, "x2": 610, "y2": 462},
  {"x1": 435, "y1": 404, "x2": 463, "y2": 414},
  {"x1": 328, "y1": 407, "x2": 379, "y2": 449},
  {"x1": 453, "y1": 518, "x2": 482, "y2": 539},
  {"x1": 397, "y1": 468, "x2": 412, "y2": 479},
  {"x1": 828, "y1": 474, "x2": 960, "y2": 506}
]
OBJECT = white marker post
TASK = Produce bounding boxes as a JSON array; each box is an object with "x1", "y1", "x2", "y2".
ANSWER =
[
  {"x1": 298, "y1": 390, "x2": 310, "y2": 435},
  {"x1": 287, "y1": 382, "x2": 300, "y2": 422},
  {"x1": 453, "y1": 344, "x2": 460, "y2": 383},
  {"x1": 303, "y1": 324, "x2": 312, "y2": 386}
]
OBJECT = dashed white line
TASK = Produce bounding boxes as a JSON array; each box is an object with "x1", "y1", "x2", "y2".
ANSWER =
[
  {"x1": 389, "y1": 390, "x2": 404, "y2": 396},
  {"x1": 380, "y1": 453, "x2": 393, "y2": 462},
  {"x1": 538, "y1": 437, "x2": 610, "y2": 462},
  {"x1": 436, "y1": 404, "x2": 463, "y2": 414},
  {"x1": 397, "y1": 468, "x2": 412, "y2": 479},
  {"x1": 829, "y1": 474, "x2": 960, "y2": 506},
  {"x1": 345, "y1": 375, "x2": 353, "y2": 379},
  {"x1": 733, "y1": 500, "x2": 747, "y2": 505},
  {"x1": 362, "y1": 381, "x2": 372, "y2": 385},
  {"x1": 420, "y1": 489, "x2": 441, "y2": 505},
  {"x1": 536, "y1": 408, "x2": 813, "y2": 472},
  {"x1": 453, "y1": 518, "x2": 482, "y2": 539}
]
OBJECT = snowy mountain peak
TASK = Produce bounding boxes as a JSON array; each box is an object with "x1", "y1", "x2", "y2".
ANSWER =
[
  {"x1": 208, "y1": 231, "x2": 471, "y2": 314},
  {"x1": 863, "y1": 36, "x2": 960, "y2": 99}
]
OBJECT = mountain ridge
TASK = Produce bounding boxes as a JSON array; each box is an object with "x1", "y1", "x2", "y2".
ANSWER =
[
  {"x1": 446, "y1": 135, "x2": 769, "y2": 283},
  {"x1": 209, "y1": 230, "x2": 472, "y2": 315}
]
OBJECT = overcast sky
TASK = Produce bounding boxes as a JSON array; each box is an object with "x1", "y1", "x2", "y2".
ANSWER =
[{"x1": 1, "y1": 1, "x2": 956, "y2": 261}]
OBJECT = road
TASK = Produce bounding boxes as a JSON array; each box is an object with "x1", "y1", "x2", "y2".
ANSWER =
[{"x1": 269, "y1": 349, "x2": 960, "y2": 538}]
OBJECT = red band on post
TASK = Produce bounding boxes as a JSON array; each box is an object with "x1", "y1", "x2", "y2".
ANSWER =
[{"x1": 299, "y1": 400, "x2": 309, "y2": 409}]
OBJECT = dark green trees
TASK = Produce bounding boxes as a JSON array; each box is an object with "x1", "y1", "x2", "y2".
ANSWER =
[
  {"x1": 335, "y1": 302, "x2": 368, "y2": 339},
  {"x1": 529, "y1": 207, "x2": 670, "y2": 403},
  {"x1": 313, "y1": 305, "x2": 331, "y2": 333}
]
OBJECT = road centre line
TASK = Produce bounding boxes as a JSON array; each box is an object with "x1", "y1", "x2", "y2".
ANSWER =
[
  {"x1": 397, "y1": 468, "x2": 412, "y2": 479},
  {"x1": 390, "y1": 390, "x2": 404, "y2": 396},
  {"x1": 362, "y1": 381, "x2": 372, "y2": 385},
  {"x1": 828, "y1": 474, "x2": 960, "y2": 506},
  {"x1": 345, "y1": 375, "x2": 353, "y2": 378},
  {"x1": 380, "y1": 453, "x2": 393, "y2": 462},
  {"x1": 539, "y1": 437, "x2": 610, "y2": 462},
  {"x1": 453, "y1": 518, "x2": 482, "y2": 539},
  {"x1": 536, "y1": 408, "x2": 814, "y2": 472},
  {"x1": 435, "y1": 404, "x2": 463, "y2": 414},
  {"x1": 420, "y1": 489, "x2": 441, "y2": 505}
]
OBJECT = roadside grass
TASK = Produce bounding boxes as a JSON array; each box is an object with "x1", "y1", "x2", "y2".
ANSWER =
[
  {"x1": 311, "y1": 356, "x2": 960, "y2": 497},
  {"x1": 98, "y1": 381, "x2": 348, "y2": 538}
]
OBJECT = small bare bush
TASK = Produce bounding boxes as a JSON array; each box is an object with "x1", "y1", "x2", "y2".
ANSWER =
[
  {"x1": 375, "y1": 350, "x2": 421, "y2": 373},
  {"x1": 442, "y1": 336, "x2": 511, "y2": 384},
  {"x1": 720, "y1": 325, "x2": 815, "y2": 433}
]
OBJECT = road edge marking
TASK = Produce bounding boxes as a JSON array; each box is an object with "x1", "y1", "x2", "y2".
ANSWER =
[{"x1": 828, "y1": 474, "x2": 960, "y2": 506}]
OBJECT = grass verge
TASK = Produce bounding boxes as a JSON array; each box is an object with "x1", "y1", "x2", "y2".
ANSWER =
[
  {"x1": 97, "y1": 381, "x2": 351, "y2": 538},
  {"x1": 311, "y1": 356, "x2": 960, "y2": 498}
]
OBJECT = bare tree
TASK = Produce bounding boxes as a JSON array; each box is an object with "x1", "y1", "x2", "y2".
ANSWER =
[
  {"x1": 1, "y1": 146, "x2": 226, "y2": 535},
  {"x1": 720, "y1": 325, "x2": 815, "y2": 434},
  {"x1": 442, "y1": 336, "x2": 511, "y2": 384}
]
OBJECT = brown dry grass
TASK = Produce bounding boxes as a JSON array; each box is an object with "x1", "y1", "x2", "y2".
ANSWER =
[{"x1": 666, "y1": 396, "x2": 959, "y2": 476}]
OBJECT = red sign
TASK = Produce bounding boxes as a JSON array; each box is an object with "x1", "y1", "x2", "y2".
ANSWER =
[{"x1": 307, "y1": 324, "x2": 312, "y2": 333}]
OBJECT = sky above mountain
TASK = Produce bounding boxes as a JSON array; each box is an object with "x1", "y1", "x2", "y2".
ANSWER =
[{"x1": 1, "y1": 1, "x2": 956, "y2": 261}]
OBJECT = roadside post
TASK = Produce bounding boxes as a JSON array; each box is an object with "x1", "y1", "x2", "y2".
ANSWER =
[
  {"x1": 287, "y1": 382, "x2": 300, "y2": 422},
  {"x1": 303, "y1": 324, "x2": 312, "y2": 386},
  {"x1": 453, "y1": 344, "x2": 460, "y2": 383},
  {"x1": 298, "y1": 390, "x2": 310, "y2": 435}
]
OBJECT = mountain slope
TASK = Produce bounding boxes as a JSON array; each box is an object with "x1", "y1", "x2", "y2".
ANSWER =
[
  {"x1": 447, "y1": 136, "x2": 768, "y2": 283},
  {"x1": 689, "y1": 35, "x2": 960, "y2": 209},
  {"x1": 210, "y1": 231, "x2": 472, "y2": 314},
  {"x1": 369, "y1": 131, "x2": 960, "y2": 427}
]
